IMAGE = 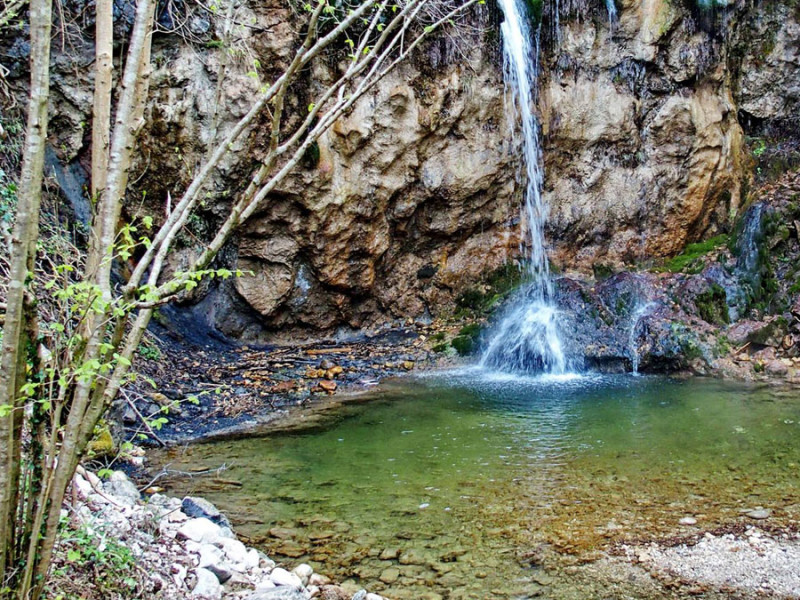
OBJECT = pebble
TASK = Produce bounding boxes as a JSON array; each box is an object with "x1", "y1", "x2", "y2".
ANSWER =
[
  {"x1": 679, "y1": 517, "x2": 698, "y2": 526},
  {"x1": 746, "y1": 508, "x2": 772, "y2": 520}
]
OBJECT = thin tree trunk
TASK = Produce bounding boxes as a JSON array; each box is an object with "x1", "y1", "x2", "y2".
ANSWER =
[
  {"x1": 0, "y1": 0, "x2": 52, "y2": 590},
  {"x1": 28, "y1": 1, "x2": 155, "y2": 596},
  {"x1": 91, "y1": 0, "x2": 113, "y2": 199}
]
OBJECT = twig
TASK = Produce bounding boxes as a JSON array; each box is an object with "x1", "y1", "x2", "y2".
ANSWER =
[{"x1": 123, "y1": 394, "x2": 167, "y2": 447}]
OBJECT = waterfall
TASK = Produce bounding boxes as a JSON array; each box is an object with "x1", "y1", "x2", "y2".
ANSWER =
[
  {"x1": 628, "y1": 302, "x2": 652, "y2": 374},
  {"x1": 605, "y1": 0, "x2": 617, "y2": 22},
  {"x1": 480, "y1": 0, "x2": 568, "y2": 375}
]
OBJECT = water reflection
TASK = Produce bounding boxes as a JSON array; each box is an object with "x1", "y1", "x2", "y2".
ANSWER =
[{"x1": 151, "y1": 375, "x2": 800, "y2": 599}]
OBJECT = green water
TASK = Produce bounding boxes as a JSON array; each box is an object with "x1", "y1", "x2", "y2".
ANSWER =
[{"x1": 151, "y1": 371, "x2": 800, "y2": 598}]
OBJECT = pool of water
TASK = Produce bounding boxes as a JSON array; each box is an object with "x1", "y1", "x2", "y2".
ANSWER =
[{"x1": 150, "y1": 371, "x2": 800, "y2": 598}]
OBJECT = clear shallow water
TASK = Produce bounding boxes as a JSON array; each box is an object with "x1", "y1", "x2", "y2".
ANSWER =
[{"x1": 152, "y1": 373, "x2": 800, "y2": 598}]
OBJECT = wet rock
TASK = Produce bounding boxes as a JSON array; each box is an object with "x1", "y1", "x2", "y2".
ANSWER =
[
  {"x1": 318, "y1": 380, "x2": 337, "y2": 393},
  {"x1": 765, "y1": 360, "x2": 789, "y2": 376},
  {"x1": 745, "y1": 508, "x2": 772, "y2": 520},
  {"x1": 269, "y1": 526, "x2": 298, "y2": 540},
  {"x1": 379, "y1": 567, "x2": 400, "y2": 584},
  {"x1": 182, "y1": 496, "x2": 232, "y2": 529},
  {"x1": 378, "y1": 548, "x2": 400, "y2": 560},
  {"x1": 727, "y1": 319, "x2": 784, "y2": 347}
]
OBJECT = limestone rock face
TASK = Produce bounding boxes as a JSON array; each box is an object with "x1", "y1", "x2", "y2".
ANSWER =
[
  {"x1": 540, "y1": 0, "x2": 747, "y2": 271},
  {"x1": 5, "y1": 1, "x2": 799, "y2": 340}
]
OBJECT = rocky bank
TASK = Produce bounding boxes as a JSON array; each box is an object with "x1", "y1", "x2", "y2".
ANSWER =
[{"x1": 61, "y1": 466, "x2": 388, "y2": 600}]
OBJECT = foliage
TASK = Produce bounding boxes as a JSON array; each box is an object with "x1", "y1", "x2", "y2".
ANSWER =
[
  {"x1": 136, "y1": 342, "x2": 162, "y2": 361},
  {"x1": 49, "y1": 519, "x2": 139, "y2": 599}
]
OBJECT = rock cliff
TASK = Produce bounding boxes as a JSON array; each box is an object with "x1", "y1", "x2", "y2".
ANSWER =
[{"x1": 3, "y1": 0, "x2": 799, "y2": 341}]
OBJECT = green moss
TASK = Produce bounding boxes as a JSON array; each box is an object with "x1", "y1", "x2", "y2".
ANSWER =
[
  {"x1": 454, "y1": 264, "x2": 526, "y2": 317},
  {"x1": 450, "y1": 335, "x2": 476, "y2": 356},
  {"x1": 458, "y1": 323, "x2": 482, "y2": 338},
  {"x1": 430, "y1": 331, "x2": 446, "y2": 342},
  {"x1": 660, "y1": 235, "x2": 728, "y2": 273},
  {"x1": 592, "y1": 263, "x2": 615, "y2": 280},
  {"x1": 432, "y1": 342, "x2": 450, "y2": 353},
  {"x1": 87, "y1": 424, "x2": 116, "y2": 458},
  {"x1": 525, "y1": 0, "x2": 543, "y2": 26},
  {"x1": 695, "y1": 283, "x2": 730, "y2": 326},
  {"x1": 456, "y1": 289, "x2": 486, "y2": 311}
]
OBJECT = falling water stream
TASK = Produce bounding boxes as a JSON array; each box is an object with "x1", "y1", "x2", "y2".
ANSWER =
[{"x1": 480, "y1": 0, "x2": 568, "y2": 375}]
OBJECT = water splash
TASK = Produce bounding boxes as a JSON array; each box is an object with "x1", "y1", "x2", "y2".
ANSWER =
[{"x1": 481, "y1": 0, "x2": 567, "y2": 375}]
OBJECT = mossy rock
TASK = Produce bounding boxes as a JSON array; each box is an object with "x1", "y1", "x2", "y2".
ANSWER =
[
  {"x1": 695, "y1": 283, "x2": 730, "y2": 326},
  {"x1": 450, "y1": 335, "x2": 477, "y2": 356},
  {"x1": 661, "y1": 235, "x2": 728, "y2": 274},
  {"x1": 87, "y1": 425, "x2": 116, "y2": 458}
]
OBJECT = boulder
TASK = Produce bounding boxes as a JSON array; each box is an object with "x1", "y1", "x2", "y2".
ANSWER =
[
  {"x1": 177, "y1": 518, "x2": 223, "y2": 544},
  {"x1": 103, "y1": 471, "x2": 140, "y2": 506},
  {"x1": 269, "y1": 567, "x2": 303, "y2": 588},
  {"x1": 191, "y1": 568, "x2": 222, "y2": 599},
  {"x1": 182, "y1": 496, "x2": 232, "y2": 529}
]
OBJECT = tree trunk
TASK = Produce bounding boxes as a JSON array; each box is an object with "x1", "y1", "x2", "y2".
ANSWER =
[
  {"x1": 91, "y1": 0, "x2": 113, "y2": 199},
  {"x1": 0, "y1": 0, "x2": 52, "y2": 591}
]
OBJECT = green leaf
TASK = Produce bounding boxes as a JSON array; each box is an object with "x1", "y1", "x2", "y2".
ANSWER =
[{"x1": 67, "y1": 550, "x2": 81, "y2": 562}]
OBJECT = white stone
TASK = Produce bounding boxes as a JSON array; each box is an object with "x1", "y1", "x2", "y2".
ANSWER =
[
  {"x1": 178, "y1": 518, "x2": 223, "y2": 544},
  {"x1": 73, "y1": 473, "x2": 93, "y2": 499},
  {"x1": 269, "y1": 567, "x2": 303, "y2": 588},
  {"x1": 197, "y1": 543, "x2": 225, "y2": 569},
  {"x1": 104, "y1": 471, "x2": 141, "y2": 506},
  {"x1": 219, "y1": 537, "x2": 249, "y2": 563},
  {"x1": 255, "y1": 579, "x2": 277, "y2": 591},
  {"x1": 292, "y1": 563, "x2": 313, "y2": 586},
  {"x1": 167, "y1": 509, "x2": 190, "y2": 523},
  {"x1": 191, "y1": 567, "x2": 222, "y2": 599},
  {"x1": 679, "y1": 517, "x2": 697, "y2": 526},
  {"x1": 245, "y1": 548, "x2": 260, "y2": 570},
  {"x1": 366, "y1": 595, "x2": 386, "y2": 600}
]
